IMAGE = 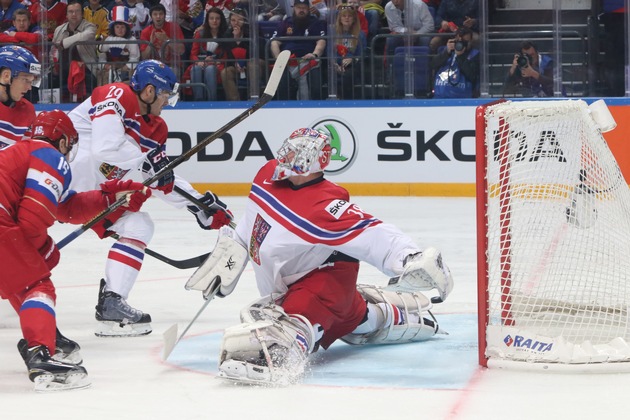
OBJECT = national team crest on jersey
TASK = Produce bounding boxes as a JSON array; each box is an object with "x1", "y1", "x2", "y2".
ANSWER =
[
  {"x1": 249, "y1": 214, "x2": 271, "y2": 265},
  {"x1": 99, "y1": 162, "x2": 129, "y2": 180}
]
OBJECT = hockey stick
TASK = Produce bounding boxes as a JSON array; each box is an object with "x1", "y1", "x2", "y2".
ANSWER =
[
  {"x1": 109, "y1": 233, "x2": 210, "y2": 269},
  {"x1": 162, "y1": 280, "x2": 220, "y2": 360},
  {"x1": 57, "y1": 50, "x2": 291, "y2": 250}
]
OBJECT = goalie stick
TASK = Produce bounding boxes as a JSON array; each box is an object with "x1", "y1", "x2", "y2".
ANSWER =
[
  {"x1": 162, "y1": 280, "x2": 220, "y2": 360},
  {"x1": 57, "y1": 49, "x2": 291, "y2": 250}
]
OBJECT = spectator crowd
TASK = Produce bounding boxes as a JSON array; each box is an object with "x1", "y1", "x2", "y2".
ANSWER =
[{"x1": 2, "y1": 0, "x2": 571, "y2": 102}]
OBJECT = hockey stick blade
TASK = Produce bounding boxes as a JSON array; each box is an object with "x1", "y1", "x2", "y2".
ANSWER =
[
  {"x1": 162, "y1": 281, "x2": 221, "y2": 360},
  {"x1": 57, "y1": 50, "x2": 290, "y2": 250},
  {"x1": 145, "y1": 248, "x2": 210, "y2": 270},
  {"x1": 162, "y1": 323, "x2": 178, "y2": 360},
  {"x1": 107, "y1": 233, "x2": 210, "y2": 269}
]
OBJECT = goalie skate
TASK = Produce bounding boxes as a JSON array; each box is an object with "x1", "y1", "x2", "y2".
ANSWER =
[
  {"x1": 95, "y1": 279, "x2": 152, "y2": 337},
  {"x1": 26, "y1": 346, "x2": 90, "y2": 392}
]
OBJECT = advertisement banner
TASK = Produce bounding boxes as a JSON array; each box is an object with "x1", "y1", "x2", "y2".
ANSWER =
[{"x1": 161, "y1": 106, "x2": 477, "y2": 195}]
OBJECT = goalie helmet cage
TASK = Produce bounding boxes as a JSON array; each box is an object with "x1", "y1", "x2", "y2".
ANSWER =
[{"x1": 476, "y1": 99, "x2": 630, "y2": 372}]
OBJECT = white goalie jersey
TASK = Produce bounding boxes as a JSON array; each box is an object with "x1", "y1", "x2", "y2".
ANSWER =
[{"x1": 234, "y1": 160, "x2": 422, "y2": 296}]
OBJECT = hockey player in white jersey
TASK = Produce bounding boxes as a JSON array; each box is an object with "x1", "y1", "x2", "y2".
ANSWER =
[
  {"x1": 186, "y1": 127, "x2": 454, "y2": 385},
  {"x1": 68, "y1": 60, "x2": 232, "y2": 338}
]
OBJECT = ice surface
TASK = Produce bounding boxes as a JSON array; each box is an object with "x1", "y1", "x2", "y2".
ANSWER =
[{"x1": 2, "y1": 197, "x2": 629, "y2": 419}]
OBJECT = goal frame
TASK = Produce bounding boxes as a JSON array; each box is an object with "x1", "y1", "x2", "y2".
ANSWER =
[{"x1": 475, "y1": 99, "x2": 630, "y2": 371}]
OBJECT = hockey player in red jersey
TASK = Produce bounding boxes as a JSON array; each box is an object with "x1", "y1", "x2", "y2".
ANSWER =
[
  {"x1": 67, "y1": 59, "x2": 232, "y2": 337},
  {"x1": 0, "y1": 110, "x2": 151, "y2": 391},
  {"x1": 0, "y1": 45, "x2": 41, "y2": 148},
  {"x1": 186, "y1": 127, "x2": 454, "y2": 385}
]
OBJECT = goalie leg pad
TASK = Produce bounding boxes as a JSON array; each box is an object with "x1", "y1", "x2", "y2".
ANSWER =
[
  {"x1": 218, "y1": 299, "x2": 315, "y2": 386},
  {"x1": 341, "y1": 284, "x2": 443, "y2": 345},
  {"x1": 387, "y1": 247, "x2": 453, "y2": 303},
  {"x1": 185, "y1": 226, "x2": 248, "y2": 299}
]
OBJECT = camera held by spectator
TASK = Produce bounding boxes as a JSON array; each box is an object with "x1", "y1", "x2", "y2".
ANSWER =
[{"x1": 516, "y1": 52, "x2": 531, "y2": 68}]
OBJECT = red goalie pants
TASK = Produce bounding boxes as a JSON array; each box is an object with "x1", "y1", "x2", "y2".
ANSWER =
[{"x1": 281, "y1": 261, "x2": 366, "y2": 349}]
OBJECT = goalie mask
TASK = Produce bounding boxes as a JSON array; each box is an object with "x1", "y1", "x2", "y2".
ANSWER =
[{"x1": 271, "y1": 128, "x2": 332, "y2": 181}]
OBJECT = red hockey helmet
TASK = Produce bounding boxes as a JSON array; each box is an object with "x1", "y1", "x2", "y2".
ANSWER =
[{"x1": 31, "y1": 110, "x2": 79, "y2": 158}]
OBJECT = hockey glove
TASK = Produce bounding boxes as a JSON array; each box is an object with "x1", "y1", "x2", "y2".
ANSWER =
[
  {"x1": 39, "y1": 235, "x2": 60, "y2": 271},
  {"x1": 387, "y1": 247, "x2": 453, "y2": 304},
  {"x1": 100, "y1": 179, "x2": 152, "y2": 212},
  {"x1": 142, "y1": 147, "x2": 174, "y2": 194},
  {"x1": 187, "y1": 191, "x2": 233, "y2": 230}
]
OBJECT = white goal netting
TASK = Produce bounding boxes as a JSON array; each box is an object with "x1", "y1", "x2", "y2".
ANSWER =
[{"x1": 478, "y1": 100, "x2": 630, "y2": 368}]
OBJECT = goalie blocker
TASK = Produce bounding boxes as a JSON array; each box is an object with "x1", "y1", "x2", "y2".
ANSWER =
[{"x1": 185, "y1": 226, "x2": 249, "y2": 299}]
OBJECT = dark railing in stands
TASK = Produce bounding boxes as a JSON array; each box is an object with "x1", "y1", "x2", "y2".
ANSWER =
[{"x1": 12, "y1": 28, "x2": 591, "y2": 103}]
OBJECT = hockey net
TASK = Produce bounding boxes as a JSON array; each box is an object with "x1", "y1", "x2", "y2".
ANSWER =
[{"x1": 476, "y1": 100, "x2": 630, "y2": 370}]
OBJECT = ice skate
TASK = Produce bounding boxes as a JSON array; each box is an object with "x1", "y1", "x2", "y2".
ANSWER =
[
  {"x1": 94, "y1": 279, "x2": 152, "y2": 337},
  {"x1": 18, "y1": 328, "x2": 83, "y2": 365},
  {"x1": 25, "y1": 345, "x2": 90, "y2": 392}
]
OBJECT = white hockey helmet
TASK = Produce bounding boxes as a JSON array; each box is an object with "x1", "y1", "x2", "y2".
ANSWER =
[{"x1": 271, "y1": 128, "x2": 332, "y2": 181}]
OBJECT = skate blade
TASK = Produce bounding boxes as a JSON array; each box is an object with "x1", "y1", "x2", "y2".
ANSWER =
[
  {"x1": 95, "y1": 321, "x2": 152, "y2": 337},
  {"x1": 33, "y1": 372, "x2": 91, "y2": 392}
]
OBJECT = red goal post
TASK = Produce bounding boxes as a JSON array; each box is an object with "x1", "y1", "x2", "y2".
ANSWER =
[{"x1": 476, "y1": 99, "x2": 630, "y2": 371}]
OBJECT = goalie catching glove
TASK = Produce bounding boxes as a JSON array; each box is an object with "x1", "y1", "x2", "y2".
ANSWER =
[
  {"x1": 187, "y1": 191, "x2": 233, "y2": 230},
  {"x1": 100, "y1": 179, "x2": 152, "y2": 212},
  {"x1": 386, "y1": 247, "x2": 453, "y2": 303},
  {"x1": 185, "y1": 225, "x2": 248, "y2": 299},
  {"x1": 141, "y1": 147, "x2": 174, "y2": 194}
]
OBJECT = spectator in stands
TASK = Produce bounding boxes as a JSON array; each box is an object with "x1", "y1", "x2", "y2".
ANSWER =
[
  {"x1": 334, "y1": 4, "x2": 366, "y2": 99},
  {"x1": 124, "y1": 0, "x2": 151, "y2": 39},
  {"x1": 502, "y1": 40, "x2": 554, "y2": 98},
  {"x1": 221, "y1": 8, "x2": 264, "y2": 101},
  {"x1": 429, "y1": 0, "x2": 479, "y2": 54},
  {"x1": 0, "y1": 0, "x2": 24, "y2": 31},
  {"x1": 355, "y1": 0, "x2": 381, "y2": 40},
  {"x1": 384, "y1": 0, "x2": 434, "y2": 58},
  {"x1": 183, "y1": 6, "x2": 227, "y2": 100},
  {"x1": 97, "y1": 5, "x2": 139, "y2": 85},
  {"x1": 341, "y1": 0, "x2": 368, "y2": 39},
  {"x1": 28, "y1": 0, "x2": 67, "y2": 41},
  {"x1": 271, "y1": 0, "x2": 326, "y2": 100},
  {"x1": 204, "y1": 0, "x2": 235, "y2": 18},
  {"x1": 52, "y1": 0, "x2": 98, "y2": 102},
  {"x1": 257, "y1": 0, "x2": 284, "y2": 21},
  {"x1": 83, "y1": 0, "x2": 109, "y2": 39},
  {"x1": 0, "y1": 8, "x2": 43, "y2": 103},
  {"x1": 310, "y1": 0, "x2": 329, "y2": 20},
  {"x1": 140, "y1": 3, "x2": 185, "y2": 75},
  {"x1": 0, "y1": 9, "x2": 43, "y2": 56},
  {"x1": 430, "y1": 27, "x2": 479, "y2": 98}
]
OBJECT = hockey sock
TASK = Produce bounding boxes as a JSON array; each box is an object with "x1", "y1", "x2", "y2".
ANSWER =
[
  {"x1": 105, "y1": 238, "x2": 146, "y2": 299},
  {"x1": 20, "y1": 292, "x2": 56, "y2": 354}
]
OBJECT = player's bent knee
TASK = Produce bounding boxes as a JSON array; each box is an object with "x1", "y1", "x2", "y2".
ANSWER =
[
  {"x1": 341, "y1": 284, "x2": 442, "y2": 345},
  {"x1": 111, "y1": 211, "x2": 155, "y2": 244}
]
